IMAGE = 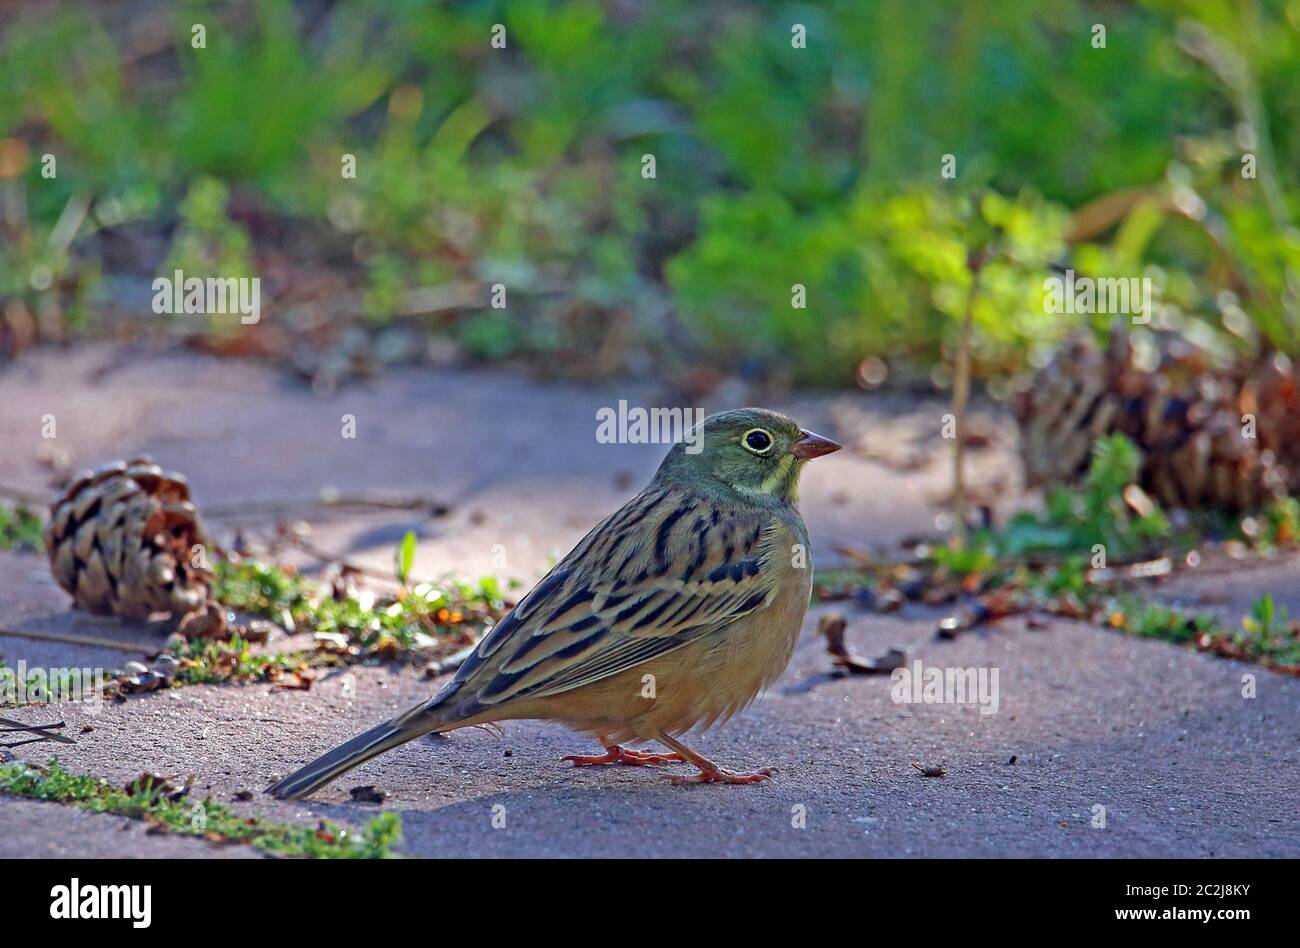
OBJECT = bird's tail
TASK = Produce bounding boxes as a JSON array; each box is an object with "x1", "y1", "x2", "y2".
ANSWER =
[{"x1": 266, "y1": 698, "x2": 459, "y2": 801}]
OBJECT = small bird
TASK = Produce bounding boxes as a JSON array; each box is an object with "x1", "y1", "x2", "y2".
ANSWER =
[{"x1": 268, "y1": 408, "x2": 840, "y2": 799}]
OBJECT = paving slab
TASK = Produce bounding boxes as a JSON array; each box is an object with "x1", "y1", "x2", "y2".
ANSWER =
[
  {"x1": 3, "y1": 604, "x2": 1295, "y2": 858},
  {"x1": 1, "y1": 346, "x2": 1296, "y2": 858}
]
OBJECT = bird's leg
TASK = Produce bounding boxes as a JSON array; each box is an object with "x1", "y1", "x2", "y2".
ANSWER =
[
  {"x1": 562, "y1": 742, "x2": 685, "y2": 767},
  {"x1": 655, "y1": 732, "x2": 773, "y2": 785}
]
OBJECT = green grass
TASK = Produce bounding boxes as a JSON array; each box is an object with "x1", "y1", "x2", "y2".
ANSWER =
[
  {"x1": 0, "y1": 504, "x2": 43, "y2": 552},
  {"x1": 0, "y1": 758, "x2": 402, "y2": 858},
  {"x1": 1237, "y1": 594, "x2": 1300, "y2": 667},
  {"x1": 1103, "y1": 594, "x2": 1300, "y2": 669},
  {"x1": 211, "y1": 556, "x2": 507, "y2": 656},
  {"x1": 164, "y1": 633, "x2": 326, "y2": 686},
  {"x1": 1104, "y1": 599, "x2": 1221, "y2": 647}
]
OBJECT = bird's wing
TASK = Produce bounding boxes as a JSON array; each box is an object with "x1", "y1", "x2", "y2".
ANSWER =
[{"x1": 452, "y1": 486, "x2": 784, "y2": 707}]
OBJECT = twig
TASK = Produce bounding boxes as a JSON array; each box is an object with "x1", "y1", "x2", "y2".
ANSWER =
[
  {"x1": 1, "y1": 486, "x2": 451, "y2": 520},
  {"x1": 423, "y1": 641, "x2": 479, "y2": 679},
  {"x1": 203, "y1": 492, "x2": 449, "y2": 519},
  {"x1": 0, "y1": 626, "x2": 161, "y2": 655},
  {"x1": 951, "y1": 248, "x2": 987, "y2": 547},
  {"x1": 0, "y1": 716, "x2": 76, "y2": 746},
  {"x1": 0, "y1": 721, "x2": 61, "y2": 732}
]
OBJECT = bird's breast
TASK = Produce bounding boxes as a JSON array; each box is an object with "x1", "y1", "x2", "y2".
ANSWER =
[{"x1": 519, "y1": 517, "x2": 813, "y2": 743}]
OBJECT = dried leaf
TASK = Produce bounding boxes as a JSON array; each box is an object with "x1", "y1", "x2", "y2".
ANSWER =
[{"x1": 349, "y1": 785, "x2": 388, "y2": 804}]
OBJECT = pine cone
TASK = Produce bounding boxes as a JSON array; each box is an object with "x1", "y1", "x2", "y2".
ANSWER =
[
  {"x1": 46, "y1": 457, "x2": 212, "y2": 618},
  {"x1": 1013, "y1": 328, "x2": 1299, "y2": 512}
]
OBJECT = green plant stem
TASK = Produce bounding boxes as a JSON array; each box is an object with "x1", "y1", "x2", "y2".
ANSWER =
[{"x1": 950, "y1": 257, "x2": 983, "y2": 549}]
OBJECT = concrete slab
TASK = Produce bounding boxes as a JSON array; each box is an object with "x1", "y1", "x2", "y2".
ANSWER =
[{"x1": 1, "y1": 346, "x2": 1295, "y2": 857}]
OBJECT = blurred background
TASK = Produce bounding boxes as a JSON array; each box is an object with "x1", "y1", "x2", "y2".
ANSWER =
[{"x1": 1, "y1": 0, "x2": 1297, "y2": 394}]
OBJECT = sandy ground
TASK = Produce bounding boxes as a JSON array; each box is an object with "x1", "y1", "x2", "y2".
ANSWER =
[{"x1": 0, "y1": 345, "x2": 1296, "y2": 858}]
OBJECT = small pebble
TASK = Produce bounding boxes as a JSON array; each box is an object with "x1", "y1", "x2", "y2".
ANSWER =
[{"x1": 875, "y1": 589, "x2": 905, "y2": 613}]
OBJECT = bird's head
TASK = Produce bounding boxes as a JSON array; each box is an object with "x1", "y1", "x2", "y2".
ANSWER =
[{"x1": 654, "y1": 408, "x2": 840, "y2": 504}]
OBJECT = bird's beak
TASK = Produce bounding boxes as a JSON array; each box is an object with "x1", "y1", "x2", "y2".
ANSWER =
[{"x1": 790, "y1": 429, "x2": 841, "y2": 460}]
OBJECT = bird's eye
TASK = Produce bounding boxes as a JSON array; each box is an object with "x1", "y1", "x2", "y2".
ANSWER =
[{"x1": 742, "y1": 428, "x2": 774, "y2": 455}]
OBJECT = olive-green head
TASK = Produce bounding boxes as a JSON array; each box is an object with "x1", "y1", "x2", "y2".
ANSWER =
[{"x1": 653, "y1": 408, "x2": 840, "y2": 504}]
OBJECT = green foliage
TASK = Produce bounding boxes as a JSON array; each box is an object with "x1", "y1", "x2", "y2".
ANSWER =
[
  {"x1": 1240, "y1": 496, "x2": 1300, "y2": 554},
  {"x1": 165, "y1": 177, "x2": 254, "y2": 275},
  {"x1": 166, "y1": 633, "x2": 317, "y2": 686},
  {"x1": 2, "y1": 1, "x2": 1299, "y2": 378},
  {"x1": 1005, "y1": 435, "x2": 1171, "y2": 561},
  {"x1": 1114, "y1": 599, "x2": 1219, "y2": 646},
  {"x1": 171, "y1": 2, "x2": 388, "y2": 183},
  {"x1": 0, "y1": 759, "x2": 401, "y2": 858},
  {"x1": 930, "y1": 543, "x2": 996, "y2": 578},
  {"x1": 211, "y1": 557, "x2": 505, "y2": 654},
  {"x1": 668, "y1": 184, "x2": 1070, "y2": 382},
  {"x1": 958, "y1": 435, "x2": 1170, "y2": 568},
  {"x1": 395, "y1": 530, "x2": 417, "y2": 585},
  {"x1": 1237, "y1": 594, "x2": 1300, "y2": 664},
  {"x1": 1027, "y1": 556, "x2": 1091, "y2": 601},
  {"x1": 1108, "y1": 594, "x2": 1300, "y2": 668},
  {"x1": 161, "y1": 177, "x2": 257, "y2": 324},
  {"x1": 1241, "y1": 592, "x2": 1282, "y2": 638},
  {"x1": 0, "y1": 504, "x2": 43, "y2": 552}
]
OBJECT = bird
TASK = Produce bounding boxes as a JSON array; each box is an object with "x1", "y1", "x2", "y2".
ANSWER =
[{"x1": 267, "y1": 408, "x2": 840, "y2": 799}]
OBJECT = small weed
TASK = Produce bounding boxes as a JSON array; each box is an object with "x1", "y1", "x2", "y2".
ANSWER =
[
  {"x1": 1237, "y1": 497, "x2": 1300, "y2": 554},
  {"x1": 211, "y1": 557, "x2": 506, "y2": 656},
  {"x1": 166, "y1": 634, "x2": 323, "y2": 686},
  {"x1": 1107, "y1": 599, "x2": 1219, "y2": 646},
  {"x1": 1238, "y1": 594, "x2": 1300, "y2": 666},
  {"x1": 929, "y1": 436, "x2": 1171, "y2": 580},
  {"x1": 0, "y1": 505, "x2": 43, "y2": 552},
  {"x1": 1002, "y1": 435, "x2": 1171, "y2": 561},
  {"x1": 395, "y1": 530, "x2": 417, "y2": 586}
]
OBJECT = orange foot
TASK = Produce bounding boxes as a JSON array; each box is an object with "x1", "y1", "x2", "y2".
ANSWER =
[
  {"x1": 562, "y1": 745, "x2": 686, "y2": 767},
  {"x1": 666, "y1": 766, "x2": 774, "y2": 786}
]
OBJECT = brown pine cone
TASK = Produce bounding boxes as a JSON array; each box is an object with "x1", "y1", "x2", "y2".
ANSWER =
[
  {"x1": 45, "y1": 457, "x2": 211, "y2": 618},
  {"x1": 1013, "y1": 327, "x2": 1299, "y2": 512}
]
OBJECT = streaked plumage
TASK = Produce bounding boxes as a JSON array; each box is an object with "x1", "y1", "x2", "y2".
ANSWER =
[{"x1": 268, "y1": 408, "x2": 839, "y2": 799}]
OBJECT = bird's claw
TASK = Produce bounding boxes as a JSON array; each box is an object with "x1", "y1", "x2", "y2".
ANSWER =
[
  {"x1": 664, "y1": 766, "x2": 775, "y2": 785},
  {"x1": 563, "y1": 745, "x2": 686, "y2": 767}
]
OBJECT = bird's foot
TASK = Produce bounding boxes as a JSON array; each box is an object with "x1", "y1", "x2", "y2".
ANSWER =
[
  {"x1": 666, "y1": 766, "x2": 774, "y2": 786},
  {"x1": 563, "y1": 744, "x2": 686, "y2": 767}
]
